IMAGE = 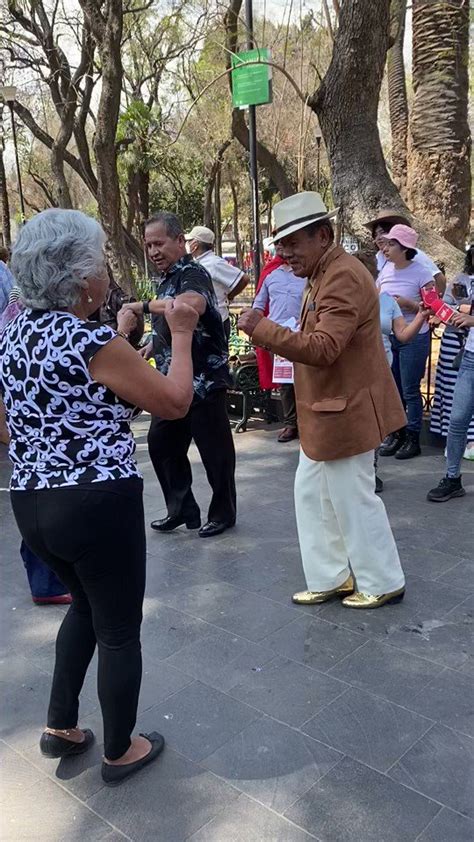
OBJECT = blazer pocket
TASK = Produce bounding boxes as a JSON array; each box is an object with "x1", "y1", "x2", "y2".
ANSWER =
[{"x1": 311, "y1": 397, "x2": 347, "y2": 412}]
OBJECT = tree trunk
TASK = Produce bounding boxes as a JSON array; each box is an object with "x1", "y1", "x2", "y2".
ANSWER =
[
  {"x1": 51, "y1": 141, "x2": 74, "y2": 208},
  {"x1": 229, "y1": 177, "x2": 242, "y2": 265},
  {"x1": 214, "y1": 165, "x2": 222, "y2": 256},
  {"x1": 0, "y1": 144, "x2": 11, "y2": 248},
  {"x1": 387, "y1": 0, "x2": 408, "y2": 197},
  {"x1": 79, "y1": 0, "x2": 131, "y2": 292},
  {"x1": 309, "y1": 0, "x2": 464, "y2": 276},
  {"x1": 204, "y1": 140, "x2": 232, "y2": 229},
  {"x1": 407, "y1": 0, "x2": 471, "y2": 249}
]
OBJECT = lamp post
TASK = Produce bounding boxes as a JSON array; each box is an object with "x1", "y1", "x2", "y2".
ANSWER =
[
  {"x1": 245, "y1": 0, "x2": 261, "y2": 283},
  {"x1": 315, "y1": 131, "x2": 322, "y2": 192},
  {"x1": 0, "y1": 85, "x2": 26, "y2": 222}
]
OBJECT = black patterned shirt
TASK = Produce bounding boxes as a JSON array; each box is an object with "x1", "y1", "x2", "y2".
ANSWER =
[
  {"x1": 151, "y1": 255, "x2": 232, "y2": 401},
  {"x1": 0, "y1": 309, "x2": 141, "y2": 489}
]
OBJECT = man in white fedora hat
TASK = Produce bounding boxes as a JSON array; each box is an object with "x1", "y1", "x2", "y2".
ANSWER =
[{"x1": 239, "y1": 192, "x2": 407, "y2": 609}]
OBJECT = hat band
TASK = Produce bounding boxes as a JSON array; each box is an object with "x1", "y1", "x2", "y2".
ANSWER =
[{"x1": 274, "y1": 211, "x2": 329, "y2": 236}]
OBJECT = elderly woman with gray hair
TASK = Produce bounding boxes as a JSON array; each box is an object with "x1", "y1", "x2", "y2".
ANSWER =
[{"x1": 0, "y1": 208, "x2": 198, "y2": 785}]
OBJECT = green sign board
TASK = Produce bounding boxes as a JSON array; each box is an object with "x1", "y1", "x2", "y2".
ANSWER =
[{"x1": 231, "y1": 48, "x2": 272, "y2": 109}]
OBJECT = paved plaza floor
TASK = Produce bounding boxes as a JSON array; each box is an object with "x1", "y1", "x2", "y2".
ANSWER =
[{"x1": 1, "y1": 416, "x2": 473, "y2": 841}]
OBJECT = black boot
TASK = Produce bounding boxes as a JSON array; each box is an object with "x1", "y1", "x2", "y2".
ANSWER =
[
  {"x1": 395, "y1": 430, "x2": 421, "y2": 460},
  {"x1": 427, "y1": 475, "x2": 466, "y2": 502},
  {"x1": 379, "y1": 429, "x2": 406, "y2": 457}
]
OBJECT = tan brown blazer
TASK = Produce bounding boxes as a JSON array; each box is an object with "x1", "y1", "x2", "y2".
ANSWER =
[{"x1": 251, "y1": 245, "x2": 407, "y2": 461}]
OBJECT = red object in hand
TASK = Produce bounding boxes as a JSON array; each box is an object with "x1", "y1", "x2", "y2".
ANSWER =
[{"x1": 421, "y1": 287, "x2": 456, "y2": 324}]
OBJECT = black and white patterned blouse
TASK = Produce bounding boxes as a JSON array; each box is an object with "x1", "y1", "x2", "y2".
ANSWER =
[{"x1": 0, "y1": 309, "x2": 141, "y2": 490}]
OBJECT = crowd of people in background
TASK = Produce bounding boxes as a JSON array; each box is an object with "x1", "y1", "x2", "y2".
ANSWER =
[{"x1": 0, "y1": 199, "x2": 472, "y2": 788}]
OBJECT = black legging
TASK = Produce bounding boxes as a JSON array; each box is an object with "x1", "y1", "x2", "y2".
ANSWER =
[{"x1": 11, "y1": 477, "x2": 146, "y2": 761}]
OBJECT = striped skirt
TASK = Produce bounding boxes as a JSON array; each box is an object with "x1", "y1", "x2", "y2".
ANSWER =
[{"x1": 430, "y1": 330, "x2": 474, "y2": 440}]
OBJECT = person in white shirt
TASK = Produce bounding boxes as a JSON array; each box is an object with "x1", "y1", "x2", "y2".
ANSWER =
[
  {"x1": 364, "y1": 210, "x2": 446, "y2": 295},
  {"x1": 376, "y1": 224, "x2": 433, "y2": 460},
  {"x1": 185, "y1": 226, "x2": 249, "y2": 340}
]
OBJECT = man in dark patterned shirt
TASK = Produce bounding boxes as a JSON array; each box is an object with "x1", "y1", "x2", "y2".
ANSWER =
[{"x1": 129, "y1": 211, "x2": 236, "y2": 537}]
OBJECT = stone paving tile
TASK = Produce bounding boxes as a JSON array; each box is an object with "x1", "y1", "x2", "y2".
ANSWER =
[
  {"x1": 0, "y1": 739, "x2": 43, "y2": 803},
  {"x1": 407, "y1": 669, "x2": 474, "y2": 737},
  {"x1": 1, "y1": 435, "x2": 473, "y2": 841},
  {"x1": 381, "y1": 598, "x2": 474, "y2": 672},
  {"x1": 23, "y1": 735, "x2": 108, "y2": 802},
  {"x1": 301, "y1": 687, "x2": 434, "y2": 773},
  {"x1": 261, "y1": 615, "x2": 367, "y2": 672},
  {"x1": 229, "y1": 656, "x2": 346, "y2": 726},
  {"x1": 435, "y1": 558, "x2": 474, "y2": 590},
  {"x1": 388, "y1": 724, "x2": 474, "y2": 819},
  {"x1": 1, "y1": 769, "x2": 116, "y2": 841},
  {"x1": 170, "y1": 588, "x2": 299, "y2": 643},
  {"x1": 162, "y1": 628, "x2": 275, "y2": 691},
  {"x1": 87, "y1": 747, "x2": 240, "y2": 842},
  {"x1": 202, "y1": 715, "x2": 342, "y2": 813},
  {"x1": 140, "y1": 603, "x2": 213, "y2": 662},
  {"x1": 328, "y1": 639, "x2": 442, "y2": 705},
  {"x1": 188, "y1": 793, "x2": 316, "y2": 841},
  {"x1": 285, "y1": 755, "x2": 440, "y2": 842},
  {"x1": 416, "y1": 807, "x2": 474, "y2": 841},
  {"x1": 136, "y1": 681, "x2": 262, "y2": 762}
]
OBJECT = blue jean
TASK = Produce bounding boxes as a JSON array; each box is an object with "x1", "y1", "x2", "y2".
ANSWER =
[
  {"x1": 390, "y1": 331, "x2": 430, "y2": 433},
  {"x1": 447, "y1": 350, "x2": 474, "y2": 478}
]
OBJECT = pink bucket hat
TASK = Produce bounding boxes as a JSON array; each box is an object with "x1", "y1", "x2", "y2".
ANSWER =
[{"x1": 386, "y1": 224, "x2": 418, "y2": 251}]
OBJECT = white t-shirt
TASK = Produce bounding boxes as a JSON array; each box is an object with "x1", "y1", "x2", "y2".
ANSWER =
[
  {"x1": 196, "y1": 250, "x2": 243, "y2": 321},
  {"x1": 376, "y1": 247, "x2": 439, "y2": 276},
  {"x1": 377, "y1": 260, "x2": 433, "y2": 332}
]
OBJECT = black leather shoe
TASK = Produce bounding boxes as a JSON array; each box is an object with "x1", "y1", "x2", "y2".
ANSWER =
[
  {"x1": 40, "y1": 729, "x2": 95, "y2": 758},
  {"x1": 379, "y1": 429, "x2": 406, "y2": 457},
  {"x1": 198, "y1": 520, "x2": 235, "y2": 538},
  {"x1": 101, "y1": 732, "x2": 165, "y2": 787},
  {"x1": 395, "y1": 430, "x2": 421, "y2": 460},
  {"x1": 151, "y1": 515, "x2": 201, "y2": 532}
]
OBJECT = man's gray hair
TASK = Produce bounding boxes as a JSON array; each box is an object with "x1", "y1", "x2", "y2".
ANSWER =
[
  {"x1": 11, "y1": 208, "x2": 106, "y2": 310},
  {"x1": 144, "y1": 211, "x2": 183, "y2": 238}
]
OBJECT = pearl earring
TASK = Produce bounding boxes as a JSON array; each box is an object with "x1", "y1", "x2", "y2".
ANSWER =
[{"x1": 87, "y1": 295, "x2": 93, "y2": 303}]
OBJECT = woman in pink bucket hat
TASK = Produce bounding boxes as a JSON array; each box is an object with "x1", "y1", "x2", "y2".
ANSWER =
[{"x1": 377, "y1": 224, "x2": 434, "y2": 460}]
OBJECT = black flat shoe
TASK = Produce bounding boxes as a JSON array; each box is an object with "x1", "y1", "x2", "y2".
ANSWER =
[
  {"x1": 40, "y1": 729, "x2": 95, "y2": 758},
  {"x1": 151, "y1": 515, "x2": 201, "y2": 532},
  {"x1": 198, "y1": 520, "x2": 235, "y2": 538},
  {"x1": 101, "y1": 732, "x2": 165, "y2": 787}
]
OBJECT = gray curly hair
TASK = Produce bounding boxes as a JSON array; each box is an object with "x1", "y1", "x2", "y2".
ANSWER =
[{"x1": 11, "y1": 208, "x2": 107, "y2": 310}]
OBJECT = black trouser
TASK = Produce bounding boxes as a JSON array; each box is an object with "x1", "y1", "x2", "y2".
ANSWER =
[
  {"x1": 148, "y1": 389, "x2": 236, "y2": 524},
  {"x1": 11, "y1": 477, "x2": 146, "y2": 761},
  {"x1": 280, "y1": 384, "x2": 297, "y2": 429}
]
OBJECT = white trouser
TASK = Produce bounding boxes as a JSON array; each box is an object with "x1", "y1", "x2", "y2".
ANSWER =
[{"x1": 294, "y1": 448, "x2": 405, "y2": 594}]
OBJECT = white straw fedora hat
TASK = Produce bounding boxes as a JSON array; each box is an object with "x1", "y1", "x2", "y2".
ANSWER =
[{"x1": 271, "y1": 192, "x2": 338, "y2": 243}]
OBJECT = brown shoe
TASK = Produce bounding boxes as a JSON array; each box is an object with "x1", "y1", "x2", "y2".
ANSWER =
[{"x1": 277, "y1": 427, "x2": 298, "y2": 443}]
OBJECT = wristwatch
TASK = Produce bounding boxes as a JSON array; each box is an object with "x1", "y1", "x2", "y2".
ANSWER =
[
  {"x1": 143, "y1": 300, "x2": 151, "y2": 315},
  {"x1": 116, "y1": 330, "x2": 129, "y2": 341}
]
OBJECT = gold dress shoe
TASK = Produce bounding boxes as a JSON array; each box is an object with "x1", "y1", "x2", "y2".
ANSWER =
[
  {"x1": 342, "y1": 587, "x2": 405, "y2": 609},
  {"x1": 292, "y1": 575, "x2": 354, "y2": 605}
]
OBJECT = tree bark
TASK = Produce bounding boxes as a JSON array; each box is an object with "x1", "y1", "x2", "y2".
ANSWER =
[
  {"x1": 79, "y1": 0, "x2": 132, "y2": 291},
  {"x1": 204, "y1": 140, "x2": 231, "y2": 229},
  {"x1": 387, "y1": 0, "x2": 408, "y2": 197},
  {"x1": 214, "y1": 164, "x2": 222, "y2": 256},
  {"x1": 309, "y1": 0, "x2": 464, "y2": 276},
  {"x1": 407, "y1": 0, "x2": 471, "y2": 249},
  {"x1": 229, "y1": 177, "x2": 243, "y2": 265}
]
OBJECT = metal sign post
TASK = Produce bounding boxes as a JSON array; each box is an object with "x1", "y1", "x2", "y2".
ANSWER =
[{"x1": 245, "y1": 0, "x2": 262, "y2": 282}]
